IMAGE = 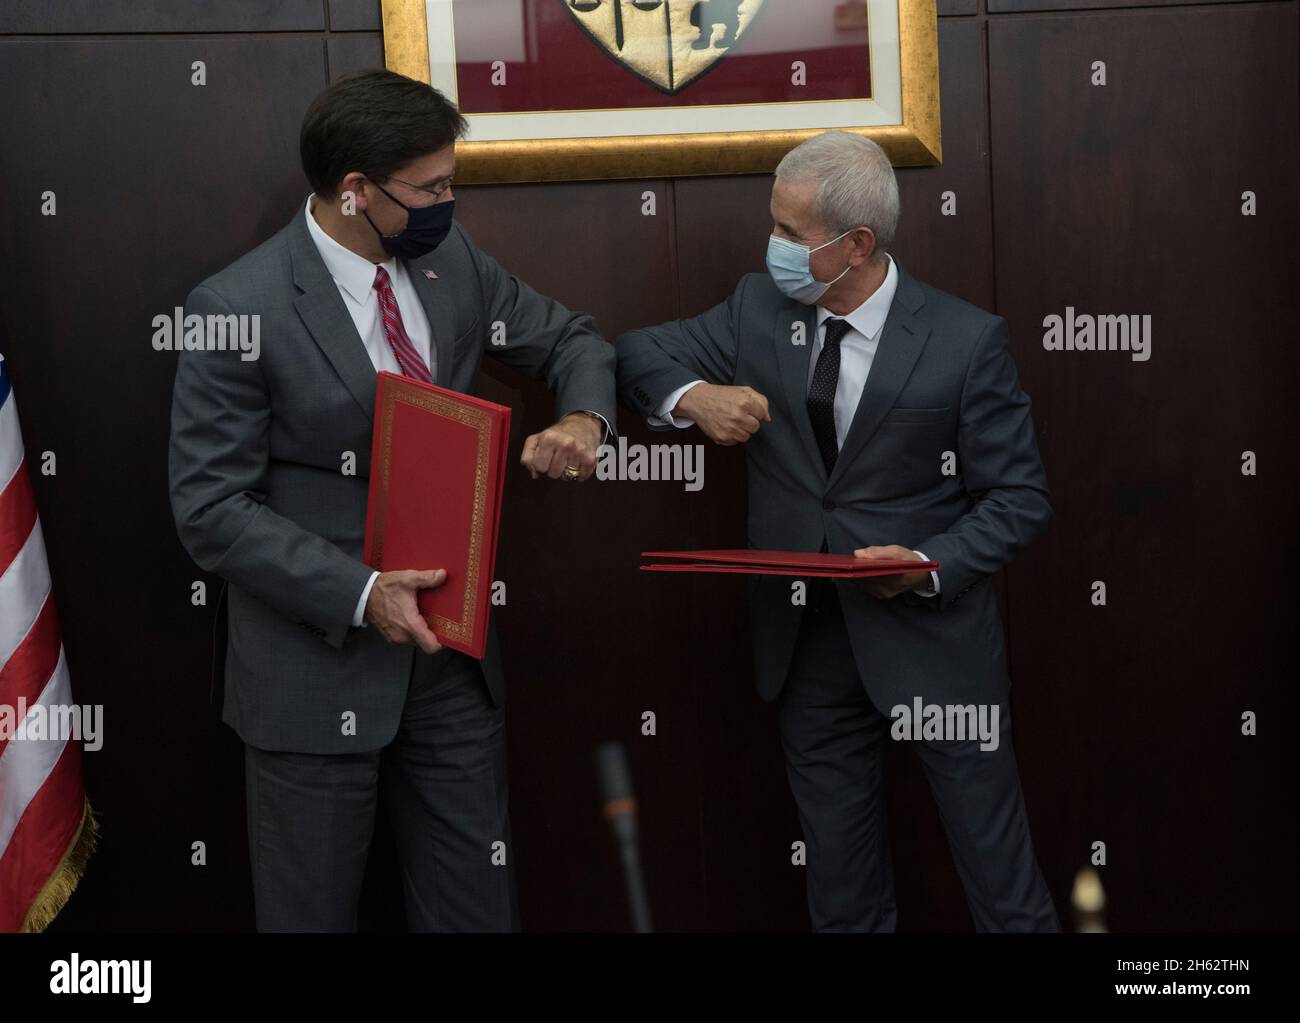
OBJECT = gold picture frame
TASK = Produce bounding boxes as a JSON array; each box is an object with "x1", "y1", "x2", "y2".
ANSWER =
[{"x1": 381, "y1": 0, "x2": 940, "y2": 183}]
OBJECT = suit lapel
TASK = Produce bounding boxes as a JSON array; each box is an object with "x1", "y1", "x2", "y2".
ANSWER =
[
  {"x1": 827, "y1": 266, "x2": 931, "y2": 488},
  {"x1": 289, "y1": 208, "x2": 378, "y2": 420},
  {"x1": 774, "y1": 302, "x2": 826, "y2": 478},
  {"x1": 405, "y1": 257, "x2": 457, "y2": 388}
]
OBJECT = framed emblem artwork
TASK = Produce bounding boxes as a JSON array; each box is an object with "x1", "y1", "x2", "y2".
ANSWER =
[{"x1": 381, "y1": 0, "x2": 941, "y2": 183}]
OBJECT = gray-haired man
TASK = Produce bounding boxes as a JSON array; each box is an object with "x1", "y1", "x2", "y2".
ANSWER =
[{"x1": 616, "y1": 131, "x2": 1059, "y2": 932}]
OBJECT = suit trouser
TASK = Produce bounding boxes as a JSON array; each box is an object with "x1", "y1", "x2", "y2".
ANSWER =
[
  {"x1": 243, "y1": 647, "x2": 518, "y2": 932},
  {"x1": 777, "y1": 586, "x2": 1059, "y2": 932}
]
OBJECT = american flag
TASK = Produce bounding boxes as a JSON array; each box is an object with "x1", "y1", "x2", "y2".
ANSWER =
[{"x1": 0, "y1": 354, "x2": 97, "y2": 931}]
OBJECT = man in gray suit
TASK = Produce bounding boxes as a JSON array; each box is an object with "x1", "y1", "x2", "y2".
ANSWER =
[
  {"x1": 169, "y1": 70, "x2": 615, "y2": 931},
  {"x1": 615, "y1": 131, "x2": 1058, "y2": 932}
]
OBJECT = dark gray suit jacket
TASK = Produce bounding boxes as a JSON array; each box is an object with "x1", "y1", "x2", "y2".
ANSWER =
[
  {"x1": 615, "y1": 264, "x2": 1050, "y2": 710},
  {"x1": 169, "y1": 205, "x2": 615, "y2": 754}
]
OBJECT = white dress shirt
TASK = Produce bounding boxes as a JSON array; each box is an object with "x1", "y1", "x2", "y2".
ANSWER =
[
  {"x1": 649, "y1": 255, "x2": 940, "y2": 596},
  {"x1": 304, "y1": 192, "x2": 435, "y2": 378},
  {"x1": 304, "y1": 192, "x2": 436, "y2": 626}
]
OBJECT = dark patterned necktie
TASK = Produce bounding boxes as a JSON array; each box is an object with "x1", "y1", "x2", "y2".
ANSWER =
[{"x1": 807, "y1": 317, "x2": 851, "y2": 473}]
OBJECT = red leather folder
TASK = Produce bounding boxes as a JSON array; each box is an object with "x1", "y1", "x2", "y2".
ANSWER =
[
  {"x1": 364, "y1": 372, "x2": 510, "y2": 659},
  {"x1": 640, "y1": 549, "x2": 938, "y2": 579}
]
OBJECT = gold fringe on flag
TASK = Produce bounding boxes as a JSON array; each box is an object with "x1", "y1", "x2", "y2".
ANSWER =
[{"x1": 20, "y1": 796, "x2": 100, "y2": 933}]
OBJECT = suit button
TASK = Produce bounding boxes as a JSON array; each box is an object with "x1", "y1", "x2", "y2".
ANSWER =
[{"x1": 822, "y1": 499, "x2": 835, "y2": 511}]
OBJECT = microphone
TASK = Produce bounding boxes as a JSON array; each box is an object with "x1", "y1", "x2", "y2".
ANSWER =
[{"x1": 594, "y1": 742, "x2": 653, "y2": 933}]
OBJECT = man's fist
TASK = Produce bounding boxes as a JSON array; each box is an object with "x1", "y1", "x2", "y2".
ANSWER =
[
  {"x1": 676, "y1": 383, "x2": 771, "y2": 445},
  {"x1": 520, "y1": 412, "x2": 603, "y2": 480},
  {"x1": 852, "y1": 545, "x2": 931, "y2": 599},
  {"x1": 365, "y1": 568, "x2": 446, "y2": 653}
]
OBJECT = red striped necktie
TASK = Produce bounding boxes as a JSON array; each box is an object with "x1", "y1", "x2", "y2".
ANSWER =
[{"x1": 372, "y1": 265, "x2": 434, "y2": 383}]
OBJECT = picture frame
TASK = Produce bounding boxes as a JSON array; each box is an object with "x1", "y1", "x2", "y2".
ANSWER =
[{"x1": 381, "y1": 0, "x2": 940, "y2": 183}]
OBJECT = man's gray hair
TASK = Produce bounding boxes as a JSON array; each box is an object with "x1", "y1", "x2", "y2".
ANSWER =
[{"x1": 774, "y1": 131, "x2": 900, "y2": 255}]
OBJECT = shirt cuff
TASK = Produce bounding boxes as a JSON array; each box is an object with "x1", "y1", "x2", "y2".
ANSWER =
[
  {"x1": 352, "y1": 570, "x2": 379, "y2": 628},
  {"x1": 911, "y1": 550, "x2": 940, "y2": 597},
  {"x1": 647, "y1": 380, "x2": 704, "y2": 428}
]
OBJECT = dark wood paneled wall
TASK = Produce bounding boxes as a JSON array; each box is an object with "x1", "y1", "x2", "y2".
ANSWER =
[{"x1": 0, "y1": 0, "x2": 1294, "y2": 932}]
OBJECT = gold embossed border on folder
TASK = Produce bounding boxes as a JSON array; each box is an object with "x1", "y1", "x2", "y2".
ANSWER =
[
  {"x1": 371, "y1": 378, "x2": 493, "y2": 646},
  {"x1": 381, "y1": 0, "x2": 941, "y2": 183}
]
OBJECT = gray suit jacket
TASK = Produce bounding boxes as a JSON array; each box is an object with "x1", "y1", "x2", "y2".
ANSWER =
[
  {"x1": 615, "y1": 265, "x2": 1050, "y2": 710},
  {"x1": 169, "y1": 205, "x2": 616, "y2": 754}
]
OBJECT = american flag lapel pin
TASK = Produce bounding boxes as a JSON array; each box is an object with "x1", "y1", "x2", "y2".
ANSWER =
[{"x1": 423, "y1": 269, "x2": 438, "y2": 280}]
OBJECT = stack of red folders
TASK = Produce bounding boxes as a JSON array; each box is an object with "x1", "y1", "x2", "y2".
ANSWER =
[
  {"x1": 640, "y1": 549, "x2": 938, "y2": 578},
  {"x1": 364, "y1": 372, "x2": 511, "y2": 658}
]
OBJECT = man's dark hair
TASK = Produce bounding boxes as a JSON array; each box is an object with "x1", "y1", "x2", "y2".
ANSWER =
[{"x1": 300, "y1": 69, "x2": 468, "y2": 198}]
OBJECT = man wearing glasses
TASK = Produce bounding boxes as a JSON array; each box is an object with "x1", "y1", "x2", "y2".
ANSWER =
[{"x1": 168, "y1": 69, "x2": 615, "y2": 931}]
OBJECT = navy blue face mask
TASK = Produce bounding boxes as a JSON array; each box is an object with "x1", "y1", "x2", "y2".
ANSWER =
[{"x1": 363, "y1": 179, "x2": 454, "y2": 260}]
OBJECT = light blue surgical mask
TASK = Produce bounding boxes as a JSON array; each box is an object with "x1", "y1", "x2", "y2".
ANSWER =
[{"x1": 766, "y1": 229, "x2": 855, "y2": 304}]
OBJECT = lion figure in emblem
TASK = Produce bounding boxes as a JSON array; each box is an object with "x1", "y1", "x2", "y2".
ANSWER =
[{"x1": 689, "y1": 0, "x2": 744, "y2": 50}]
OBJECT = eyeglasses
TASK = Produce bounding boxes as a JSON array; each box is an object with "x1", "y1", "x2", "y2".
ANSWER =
[{"x1": 380, "y1": 174, "x2": 454, "y2": 200}]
